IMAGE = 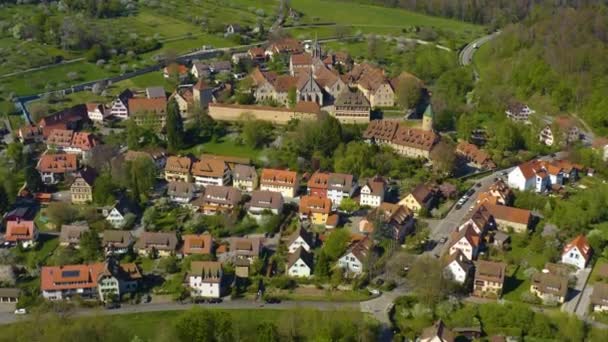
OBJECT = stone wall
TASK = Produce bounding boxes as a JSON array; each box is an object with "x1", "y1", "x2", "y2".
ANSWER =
[{"x1": 208, "y1": 104, "x2": 318, "y2": 124}]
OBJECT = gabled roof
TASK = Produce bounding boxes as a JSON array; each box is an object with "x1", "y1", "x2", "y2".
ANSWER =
[
  {"x1": 46, "y1": 129, "x2": 74, "y2": 147},
  {"x1": 5, "y1": 220, "x2": 36, "y2": 242},
  {"x1": 190, "y1": 261, "x2": 222, "y2": 283},
  {"x1": 449, "y1": 224, "x2": 481, "y2": 249},
  {"x1": 327, "y1": 173, "x2": 354, "y2": 192},
  {"x1": 482, "y1": 204, "x2": 531, "y2": 225},
  {"x1": 128, "y1": 98, "x2": 167, "y2": 114},
  {"x1": 420, "y1": 320, "x2": 454, "y2": 342},
  {"x1": 591, "y1": 283, "x2": 608, "y2": 307},
  {"x1": 335, "y1": 88, "x2": 370, "y2": 108},
  {"x1": 167, "y1": 181, "x2": 196, "y2": 198},
  {"x1": 287, "y1": 246, "x2": 313, "y2": 269},
  {"x1": 360, "y1": 176, "x2": 386, "y2": 196},
  {"x1": 135, "y1": 231, "x2": 178, "y2": 252},
  {"x1": 102, "y1": 230, "x2": 133, "y2": 248},
  {"x1": 475, "y1": 260, "x2": 506, "y2": 283},
  {"x1": 563, "y1": 235, "x2": 591, "y2": 261},
  {"x1": 36, "y1": 153, "x2": 78, "y2": 173},
  {"x1": 260, "y1": 169, "x2": 297, "y2": 186},
  {"x1": 59, "y1": 224, "x2": 90, "y2": 244},
  {"x1": 290, "y1": 53, "x2": 312, "y2": 66},
  {"x1": 345, "y1": 236, "x2": 373, "y2": 263},
  {"x1": 232, "y1": 164, "x2": 257, "y2": 181},
  {"x1": 392, "y1": 125, "x2": 438, "y2": 151},
  {"x1": 531, "y1": 271, "x2": 568, "y2": 298},
  {"x1": 249, "y1": 190, "x2": 283, "y2": 211},
  {"x1": 227, "y1": 237, "x2": 261, "y2": 257},
  {"x1": 409, "y1": 184, "x2": 434, "y2": 205},
  {"x1": 363, "y1": 120, "x2": 399, "y2": 141},
  {"x1": 71, "y1": 132, "x2": 97, "y2": 151},
  {"x1": 444, "y1": 249, "x2": 473, "y2": 273},
  {"x1": 165, "y1": 156, "x2": 192, "y2": 174},
  {"x1": 307, "y1": 171, "x2": 330, "y2": 190},
  {"x1": 294, "y1": 101, "x2": 321, "y2": 115},
  {"x1": 287, "y1": 226, "x2": 314, "y2": 248},
  {"x1": 201, "y1": 185, "x2": 241, "y2": 206},
  {"x1": 299, "y1": 195, "x2": 332, "y2": 215},
  {"x1": 192, "y1": 158, "x2": 226, "y2": 178},
  {"x1": 371, "y1": 202, "x2": 412, "y2": 225},
  {"x1": 146, "y1": 86, "x2": 166, "y2": 99}
]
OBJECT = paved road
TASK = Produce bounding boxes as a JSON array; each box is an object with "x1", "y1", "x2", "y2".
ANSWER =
[
  {"x1": 0, "y1": 298, "x2": 361, "y2": 325},
  {"x1": 425, "y1": 168, "x2": 513, "y2": 257},
  {"x1": 459, "y1": 31, "x2": 501, "y2": 66}
]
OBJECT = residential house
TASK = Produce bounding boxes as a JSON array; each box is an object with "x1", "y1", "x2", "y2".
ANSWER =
[
  {"x1": 40, "y1": 259, "x2": 141, "y2": 302},
  {"x1": 70, "y1": 167, "x2": 96, "y2": 204},
  {"x1": 473, "y1": 260, "x2": 507, "y2": 298},
  {"x1": 346, "y1": 63, "x2": 395, "y2": 107},
  {"x1": 248, "y1": 47, "x2": 266, "y2": 63},
  {"x1": 195, "y1": 185, "x2": 241, "y2": 215},
  {"x1": 359, "y1": 176, "x2": 386, "y2": 208},
  {"x1": 37, "y1": 104, "x2": 89, "y2": 138},
  {"x1": 164, "y1": 156, "x2": 193, "y2": 182},
  {"x1": 492, "y1": 231, "x2": 511, "y2": 249},
  {"x1": 555, "y1": 116, "x2": 581, "y2": 145},
  {"x1": 46, "y1": 128, "x2": 74, "y2": 150},
  {"x1": 458, "y1": 205, "x2": 496, "y2": 236},
  {"x1": 191, "y1": 158, "x2": 230, "y2": 187},
  {"x1": 103, "y1": 197, "x2": 138, "y2": 229},
  {"x1": 102, "y1": 230, "x2": 134, "y2": 255},
  {"x1": 129, "y1": 97, "x2": 167, "y2": 129},
  {"x1": 163, "y1": 63, "x2": 189, "y2": 80},
  {"x1": 327, "y1": 173, "x2": 355, "y2": 208},
  {"x1": 561, "y1": 235, "x2": 592, "y2": 270},
  {"x1": 182, "y1": 234, "x2": 213, "y2": 257},
  {"x1": 191, "y1": 62, "x2": 211, "y2": 79},
  {"x1": 188, "y1": 261, "x2": 223, "y2": 298},
  {"x1": 505, "y1": 102, "x2": 534, "y2": 123},
  {"x1": 332, "y1": 88, "x2": 371, "y2": 123},
  {"x1": 590, "y1": 283, "x2": 608, "y2": 312},
  {"x1": 299, "y1": 195, "x2": 332, "y2": 226},
  {"x1": 419, "y1": 320, "x2": 455, "y2": 342},
  {"x1": 483, "y1": 180, "x2": 513, "y2": 206},
  {"x1": 507, "y1": 159, "x2": 564, "y2": 192},
  {"x1": 46, "y1": 129, "x2": 98, "y2": 160},
  {"x1": 265, "y1": 37, "x2": 303, "y2": 58},
  {"x1": 307, "y1": 171, "x2": 329, "y2": 197},
  {"x1": 135, "y1": 231, "x2": 179, "y2": 257},
  {"x1": 5, "y1": 219, "x2": 38, "y2": 248},
  {"x1": 530, "y1": 270, "x2": 569, "y2": 304},
  {"x1": 456, "y1": 141, "x2": 496, "y2": 170},
  {"x1": 287, "y1": 226, "x2": 315, "y2": 253},
  {"x1": 86, "y1": 103, "x2": 108, "y2": 122},
  {"x1": 0, "y1": 288, "x2": 20, "y2": 303},
  {"x1": 337, "y1": 237, "x2": 373, "y2": 276},
  {"x1": 448, "y1": 224, "x2": 481, "y2": 261},
  {"x1": 400, "y1": 184, "x2": 436, "y2": 215},
  {"x1": 443, "y1": 250, "x2": 473, "y2": 285},
  {"x1": 260, "y1": 168, "x2": 298, "y2": 198},
  {"x1": 110, "y1": 89, "x2": 134, "y2": 119},
  {"x1": 247, "y1": 190, "x2": 284, "y2": 219},
  {"x1": 18, "y1": 125, "x2": 43, "y2": 143},
  {"x1": 539, "y1": 125, "x2": 555, "y2": 146},
  {"x1": 232, "y1": 164, "x2": 258, "y2": 192},
  {"x1": 171, "y1": 86, "x2": 195, "y2": 117},
  {"x1": 167, "y1": 181, "x2": 196, "y2": 204},
  {"x1": 363, "y1": 120, "x2": 439, "y2": 159},
  {"x1": 287, "y1": 247, "x2": 313, "y2": 278},
  {"x1": 36, "y1": 153, "x2": 78, "y2": 184},
  {"x1": 210, "y1": 61, "x2": 231, "y2": 74},
  {"x1": 216, "y1": 237, "x2": 262, "y2": 277},
  {"x1": 124, "y1": 149, "x2": 167, "y2": 171},
  {"x1": 59, "y1": 224, "x2": 90, "y2": 248},
  {"x1": 368, "y1": 202, "x2": 415, "y2": 243},
  {"x1": 482, "y1": 204, "x2": 532, "y2": 233}
]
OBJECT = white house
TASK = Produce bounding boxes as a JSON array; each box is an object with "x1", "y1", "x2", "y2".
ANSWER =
[
  {"x1": 337, "y1": 238, "x2": 372, "y2": 276},
  {"x1": 359, "y1": 177, "x2": 385, "y2": 208},
  {"x1": 287, "y1": 226, "x2": 314, "y2": 253},
  {"x1": 191, "y1": 159, "x2": 230, "y2": 187},
  {"x1": 448, "y1": 225, "x2": 480, "y2": 261},
  {"x1": 110, "y1": 89, "x2": 133, "y2": 119},
  {"x1": 327, "y1": 173, "x2": 355, "y2": 208},
  {"x1": 167, "y1": 181, "x2": 196, "y2": 204},
  {"x1": 188, "y1": 261, "x2": 223, "y2": 298},
  {"x1": 287, "y1": 247, "x2": 313, "y2": 278},
  {"x1": 507, "y1": 160, "x2": 563, "y2": 192},
  {"x1": 86, "y1": 103, "x2": 108, "y2": 122},
  {"x1": 443, "y1": 250, "x2": 473, "y2": 284},
  {"x1": 103, "y1": 198, "x2": 137, "y2": 229},
  {"x1": 561, "y1": 235, "x2": 591, "y2": 270}
]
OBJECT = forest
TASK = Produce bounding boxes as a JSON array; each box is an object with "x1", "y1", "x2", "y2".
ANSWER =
[{"x1": 474, "y1": 5, "x2": 608, "y2": 134}]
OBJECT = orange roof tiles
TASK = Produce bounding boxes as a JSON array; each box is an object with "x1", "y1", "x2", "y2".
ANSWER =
[
  {"x1": 71, "y1": 132, "x2": 97, "y2": 151},
  {"x1": 128, "y1": 98, "x2": 167, "y2": 114},
  {"x1": 47, "y1": 129, "x2": 74, "y2": 147},
  {"x1": 563, "y1": 235, "x2": 591, "y2": 262},
  {"x1": 37, "y1": 154, "x2": 78, "y2": 173},
  {"x1": 482, "y1": 204, "x2": 531, "y2": 225},
  {"x1": 260, "y1": 168, "x2": 297, "y2": 187},
  {"x1": 307, "y1": 171, "x2": 330, "y2": 190},
  {"x1": 5, "y1": 220, "x2": 35, "y2": 242},
  {"x1": 192, "y1": 158, "x2": 226, "y2": 178},
  {"x1": 165, "y1": 156, "x2": 192, "y2": 174},
  {"x1": 183, "y1": 234, "x2": 213, "y2": 255},
  {"x1": 299, "y1": 195, "x2": 332, "y2": 215}
]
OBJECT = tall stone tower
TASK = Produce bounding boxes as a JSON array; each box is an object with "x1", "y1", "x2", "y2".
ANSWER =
[{"x1": 422, "y1": 104, "x2": 434, "y2": 131}]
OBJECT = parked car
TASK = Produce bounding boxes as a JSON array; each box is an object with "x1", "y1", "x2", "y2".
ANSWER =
[
  {"x1": 466, "y1": 188, "x2": 475, "y2": 196},
  {"x1": 105, "y1": 302, "x2": 120, "y2": 310},
  {"x1": 265, "y1": 297, "x2": 281, "y2": 304},
  {"x1": 439, "y1": 237, "x2": 448, "y2": 244},
  {"x1": 455, "y1": 204, "x2": 462, "y2": 210},
  {"x1": 208, "y1": 298, "x2": 222, "y2": 304},
  {"x1": 368, "y1": 289, "x2": 381, "y2": 296},
  {"x1": 475, "y1": 183, "x2": 482, "y2": 188},
  {"x1": 14, "y1": 308, "x2": 26, "y2": 315}
]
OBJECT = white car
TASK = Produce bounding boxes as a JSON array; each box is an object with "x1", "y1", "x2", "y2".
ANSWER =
[{"x1": 14, "y1": 308, "x2": 26, "y2": 315}]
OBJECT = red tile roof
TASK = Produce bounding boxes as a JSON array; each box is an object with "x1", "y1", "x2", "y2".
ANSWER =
[
  {"x1": 563, "y1": 235, "x2": 591, "y2": 262},
  {"x1": 299, "y1": 195, "x2": 332, "y2": 215},
  {"x1": 37, "y1": 154, "x2": 78, "y2": 173},
  {"x1": 260, "y1": 168, "x2": 298, "y2": 187},
  {"x1": 183, "y1": 234, "x2": 213, "y2": 255},
  {"x1": 71, "y1": 132, "x2": 97, "y2": 151},
  {"x1": 307, "y1": 171, "x2": 330, "y2": 190},
  {"x1": 482, "y1": 204, "x2": 532, "y2": 225},
  {"x1": 46, "y1": 129, "x2": 74, "y2": 147},
  {"x1": 128, "y1": 98, "x2": 167, "y2": 114},
  {"x1": 5, "y1": 220, "x2": 36, "y2": 242}
]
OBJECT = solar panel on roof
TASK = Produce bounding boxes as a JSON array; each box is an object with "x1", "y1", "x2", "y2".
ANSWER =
[{"x1": 62, "y1": 270, "x2": 81, "y2": 278}]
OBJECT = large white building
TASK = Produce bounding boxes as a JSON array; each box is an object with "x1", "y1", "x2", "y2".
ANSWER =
[
  {"x1": 189, "y1": 261, "x2": 223, "y2": 298},
  {"x1": 507, "y1": 160, "x2": 563, "y2": 192}
]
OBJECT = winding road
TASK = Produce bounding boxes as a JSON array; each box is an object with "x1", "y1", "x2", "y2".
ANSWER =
[{"x1": 459, "y1": 31, "x2": 501, "y2": 66}]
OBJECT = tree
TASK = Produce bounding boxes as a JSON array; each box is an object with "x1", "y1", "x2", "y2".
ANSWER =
[
  {"x1": 166, "y1": 98, "x2": 184, "y2": 152},
  {"x1": 430, "y1": 140, "x2": 456, "y2": 175},
  {"x1": 126, "y1": 157, "x2": 157, "y2": 203},
  {"x1": 314, "y1": 250, "x2": 331, "y2": 278},
  {"x1": 126, "y1": 119, "x2": 143, "y2": 150},
  {"x1": 367, "y1": 34, "x2": 380, "y2": 61},
  {"x1": 287, "y1": 86, "x2": 297, "y2": 108},
  {"x1": 256, "y1": 322, "x2": 281, "y2": 342},
  {"x1": 321, "y1": 229, "x2": 351, "y2": 261},
  {"x1": 46, "y1": 202, "x2": 78, "y2": 228},
  {"x1": 174, "y1": 308, "x2": 233, "y2": 342},
  {"x1": 395, "y1": 75, "x2": 423, "y2": 109},
  {"x1": 79, "y1": 230, "x2": 102, "y2": 261},
  {"x1": 338, "y1": 197, "x2": 360, "y2": 214},
  {"x1": 408, "y1": 255, "x2": 447, "y2": 305},
  {"x1": 241, "y1": 116, "x2": 274, "y2": 149},
  {"x1": 93, "y1": 172, "x2": 117, "y2": 205},
  {"x1": 160, "y1": 255, "x2": 180, "y2": 274},
  {"x1": 0, "y1": 186, "x2": 8, "y2": 214},
  {"x1": 24, "y1": 166, "x2": 42, "y2": 193},
  {"x1": 6, "y1": 142, "x2": 23, "y2": 168}
]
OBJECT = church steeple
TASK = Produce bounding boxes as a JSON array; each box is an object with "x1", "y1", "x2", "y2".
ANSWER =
[
  {"x1": 312, "y1": 32, "x2": 321, "y2": 59},
  {"x1": 422, "y1": 104, "x2": 434, "y2": 131}
]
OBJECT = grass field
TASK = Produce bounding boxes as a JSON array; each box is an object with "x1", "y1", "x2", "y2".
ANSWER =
[{"x1": 184, "y1": 135, "x2": 265, "y2": 160}]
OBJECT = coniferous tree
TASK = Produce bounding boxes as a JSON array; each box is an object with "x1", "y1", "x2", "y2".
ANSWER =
[{"x1": 166, "y1": 98, "x2": 184, "y2": 152}]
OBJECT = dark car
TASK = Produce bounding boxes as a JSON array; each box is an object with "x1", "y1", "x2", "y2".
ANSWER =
[
  {"x1": 475, "y1": 183, "x2": 482, "y2": 188},
  {"x1": 466, "y1": 188, "x2": 475, "y2": 196},
  {"x1": 193, "y1": 297, "x2": 206, "y2": 304},
  {"x1": 105, "y1": 302, "x2": 121, "y2": 310},
  {"x1": 207, "y1": 298, "x2": 222, "y2": 304},
  {"x1": 265, "y1": 297, "x2": 281, "y2": 304}
]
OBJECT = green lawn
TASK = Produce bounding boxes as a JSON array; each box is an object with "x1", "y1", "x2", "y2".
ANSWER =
[
  {"x1": 183, "y1": 136, "x2": 264, "y2": 160},
  {"x1": 12, "y1": 234, "x2": 59, "y2": 270},
  {"x1": 590, "y1": 258, "x2": 608, "y2": 284},
  {"x1": 502, "y1": 264, "x2": 530, "y2": 302}
]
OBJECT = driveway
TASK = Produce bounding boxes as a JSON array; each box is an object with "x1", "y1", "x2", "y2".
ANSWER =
[{"x1": 562, "y1": 267, "x2": 592, "y2": 317}]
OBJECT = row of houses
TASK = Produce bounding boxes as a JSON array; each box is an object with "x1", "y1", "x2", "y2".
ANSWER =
[{"x1": 507, "y1": 159, "x2": 582, "y2": 193}]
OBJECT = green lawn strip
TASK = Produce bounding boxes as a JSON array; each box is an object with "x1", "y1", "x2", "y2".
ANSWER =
[
  {"x1": 502, "y1": 264, "x2": 530, "y2": 302},
  {"x1": 182, "y1": 137, "x2": 264, "y2": 160},
  {"x1": 589, "y1": 258, "x2": 608, "y2": 283}
]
